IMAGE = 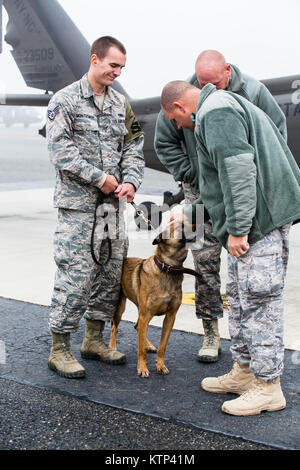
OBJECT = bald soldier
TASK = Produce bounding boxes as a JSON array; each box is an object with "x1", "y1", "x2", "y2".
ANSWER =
[
  {"x1": 155, "y1": 51, "x2": 287, "y2": 364},
  {"x1": 160, "y1": 80, "x2": 300, "y2": 416}
]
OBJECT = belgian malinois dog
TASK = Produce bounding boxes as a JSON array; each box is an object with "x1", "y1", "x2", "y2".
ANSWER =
[{"x1": 109, "y1": 221, "x2": 195, "y2": 378}]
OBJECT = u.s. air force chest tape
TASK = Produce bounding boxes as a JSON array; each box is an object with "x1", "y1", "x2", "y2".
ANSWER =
[
  {"x1": 47, "y1": 99, "x2": 143, "y2": 140},
  {"x1": 124, "y1": 99, "x2": 144, "y2": 144}
]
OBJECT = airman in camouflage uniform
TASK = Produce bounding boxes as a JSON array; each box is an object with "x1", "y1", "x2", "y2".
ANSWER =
[{"x1": 47, "y1": 36, "x2": 144, "y2": 379}]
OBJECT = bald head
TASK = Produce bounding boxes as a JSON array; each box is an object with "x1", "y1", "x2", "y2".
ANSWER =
[
  {"x1": 160, "y1": 81, "x2": 200, "y2": 131},
  {"x1": 195, "y1": 50, "x2": 231, "y2": 89},
  {"x1": 196, "y1": 50, "x2": 226, "y2": 70},
  {"x1": 161, "y1": 81, "x2": 196, "y2": 112}
]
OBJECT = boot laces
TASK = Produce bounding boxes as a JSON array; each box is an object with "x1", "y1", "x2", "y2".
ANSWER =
[
  {"x1": 219, "y1": 367, "x2": 235, "y2": 383},
  {"x1": 61, "y1": 342, "x2": 76, "y2": 362},
  {"x1": 219, "y1": 363, "x2": 243, "y2": 383},
  {"x1": 203, "y1": 331, "x2": 218, "y2": 348},
  {"x1": 203, "y1": 320, "x2": 219, "y2": 348}
]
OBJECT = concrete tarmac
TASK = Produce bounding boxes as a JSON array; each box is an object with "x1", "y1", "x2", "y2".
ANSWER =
[
  {"x1": 0, "y1": 186, "x2": 299, "y2": 351},
  {"x1": 0, "y1": 377, "x2": 275, "y2": 452}
]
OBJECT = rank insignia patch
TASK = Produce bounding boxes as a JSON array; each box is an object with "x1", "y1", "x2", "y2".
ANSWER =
[
  {"x1": 131, "y1": 120, "x2": 142, "y2": 134},
  {"x1": 47, "y1": 105, "x2": 60, "y2": 121}
]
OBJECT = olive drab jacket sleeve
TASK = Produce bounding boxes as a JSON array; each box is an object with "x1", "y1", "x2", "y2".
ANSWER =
[{"x1": 254, "y1": 83, "x2": 287, "y2": 141}]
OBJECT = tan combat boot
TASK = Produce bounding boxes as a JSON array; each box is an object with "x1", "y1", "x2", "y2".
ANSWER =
[
  {"x1": 81, "y1": 319, "x2": 126, "y2": 364},
  {"x1": 48, "y1": 332, "x2": 86, "y2": 379},
  {"x1": 198, "y1": 319, "x2": 221, "y2": 362},
  {"x1": 201, "y1": 361, "x2": 255, "y2": 395},
  {"x1": 222, "y1": 377, "x2": 286, "y2": 416}
]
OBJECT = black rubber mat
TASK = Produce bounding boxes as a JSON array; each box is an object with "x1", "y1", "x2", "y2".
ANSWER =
[{"x1": 0, "y1": 297, "x2": 299, "y2": 449}]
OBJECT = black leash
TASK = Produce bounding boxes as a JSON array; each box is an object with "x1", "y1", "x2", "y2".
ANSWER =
[
  {"x1": 91, "y1": 190, "x2": 112, "y2": 265},
  {"x1": 130, "y1": 200, "x2": 160, "y2": 234}
]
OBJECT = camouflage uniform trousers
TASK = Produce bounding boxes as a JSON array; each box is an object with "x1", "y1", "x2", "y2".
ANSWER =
[
  {"x1": 49, "y1": 198, "x2": 128, "y2": 334},
  {"x1": 183, "y1": 182, "x2": 223, "y2": 320},
  {"x1": 226, "y1": 223, "x2": 292, "y2": 382}
]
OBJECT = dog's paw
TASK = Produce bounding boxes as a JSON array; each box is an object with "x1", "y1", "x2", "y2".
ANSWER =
[
  {"x1": 157, "y1": 364, "x2": 170, "y2": 375},
  {"x1": 137, "y1": 366, "x2": 150, "y2": 378},
  {"x1": 145, "y1": 339, "x2": 157, "y2": 353}
]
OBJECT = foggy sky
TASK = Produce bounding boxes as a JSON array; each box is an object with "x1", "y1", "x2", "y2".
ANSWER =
[{"x1": 0, "y1": 0, "x2": 299, "y2": 98}]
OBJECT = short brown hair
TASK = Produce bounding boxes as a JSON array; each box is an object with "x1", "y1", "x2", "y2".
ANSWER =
[
  {"x1": 161, "y1": 81, "x2": 195, "y2": 112},
  {"x1": 90, "y1": 36, "x2": 126, "y2": 59}
]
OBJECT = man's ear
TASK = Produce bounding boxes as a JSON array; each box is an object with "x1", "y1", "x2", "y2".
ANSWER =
[
  {"x1": 91, "y1": 53, "x2": 98, "y2": 65},
  {"x1": 173, "y1": 101, "x2": 186, "y2": 113},
  {"x1": 226, "y1": 64, "x2": 231, "y2": 77},
  {"x1": 152, "y1": 233, "x2": 162, "y2": 245}
]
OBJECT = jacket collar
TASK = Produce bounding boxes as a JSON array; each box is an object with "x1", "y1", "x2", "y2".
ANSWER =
[
  {"x1": 80, "y1": 74, "x2": 115, "y2": 111},
  {"x1": 196, "y1": 83, "x2": 217, "y2": 113},
  {"x1": 80, "y1": 74, "x2": 94, "y2": 98},
  {"x1": 188, "y1": 72, "x2": 201, "y2": 89},
  {"x1": 228, "y1": 64, "x2": 245, "y2": 93}
]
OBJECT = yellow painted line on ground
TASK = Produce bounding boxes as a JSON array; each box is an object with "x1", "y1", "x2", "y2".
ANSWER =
[{"x1": 182, "y1": 292, "x2": 229, "y2": 309}]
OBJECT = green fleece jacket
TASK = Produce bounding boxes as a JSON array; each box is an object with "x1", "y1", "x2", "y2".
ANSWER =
[
  {"x1": 185, "y1": 84, "x2": 300, "y2": 249},
  {"x1": 154, "y1": 65, "x2": 287, "y2": 191}
]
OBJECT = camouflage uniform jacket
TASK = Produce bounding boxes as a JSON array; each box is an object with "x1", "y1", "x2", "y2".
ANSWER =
[{"x1": 46, "y1": 74, "x2": 145, "y2": 212}]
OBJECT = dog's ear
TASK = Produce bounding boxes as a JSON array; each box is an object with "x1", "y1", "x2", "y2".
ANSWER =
[{"x1": 152, "y1": 233, "x2": 162, "y2": 245}]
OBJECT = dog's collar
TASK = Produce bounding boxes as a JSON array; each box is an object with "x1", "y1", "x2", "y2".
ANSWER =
[{"x1": 154, "y1": 255, "x2": 204, "y2": 280}]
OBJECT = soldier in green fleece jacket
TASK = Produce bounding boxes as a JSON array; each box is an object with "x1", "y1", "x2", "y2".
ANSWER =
[
  {"x1": 160, "y1": 80, "x2": 300, "y2": 417},
  {"x1": 154, "y1": 50, "x2": 287, "y2": 364}
]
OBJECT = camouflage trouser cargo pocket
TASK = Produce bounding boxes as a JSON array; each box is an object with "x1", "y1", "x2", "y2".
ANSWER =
[
  {"x1": 53, "y1": 226, "x2": 84, "y2": 268},
  {"x1": 247, "y1": 253, "x2": 283, "y2": 298}
]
